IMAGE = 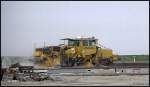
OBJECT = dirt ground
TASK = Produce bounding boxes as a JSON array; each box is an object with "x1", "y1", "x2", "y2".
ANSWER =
[{"x1": 1, "y1": 75, "x2": 149, "y2": 86}]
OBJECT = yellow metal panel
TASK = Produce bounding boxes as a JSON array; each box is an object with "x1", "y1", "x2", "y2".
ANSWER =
[
  {"x1": 33, "y1": 51, "x2": 42, "y2": 57},
  {"x1": 100, "y1": 49, "x2": 113, "y2": 57},
  {"x1": 83, "y1": 46, "x2": 96, "y2": 56},
  {"x1": 112, "y1": 55, "x2": 118, "y2": 61}
]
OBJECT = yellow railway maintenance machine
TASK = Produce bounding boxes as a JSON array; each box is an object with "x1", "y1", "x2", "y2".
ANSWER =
[{"x1": 33, "y1": 37, "x2": 118, "y2": 68}]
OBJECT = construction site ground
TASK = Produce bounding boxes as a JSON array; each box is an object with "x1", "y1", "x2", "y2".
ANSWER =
[{"x1": 1, "y1": 75, "x2": 149, "y2": 86}]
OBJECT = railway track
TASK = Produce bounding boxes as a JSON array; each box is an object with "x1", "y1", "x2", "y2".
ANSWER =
[
  {"x1": 32, "y1": 62, "x2": 149, "y2": 76},
  {"x1": 18, "y1": 62, "x2": 148, "y2": 71},
  {"x1": 58, "y1": 62, "x2": 149, "y2": 69},
  {"x1": 17, "y1": 62, "x2": 149, "y2": 72},
  {"x1": 107, "y1": 62, "x2": 149, "y2": 68}
]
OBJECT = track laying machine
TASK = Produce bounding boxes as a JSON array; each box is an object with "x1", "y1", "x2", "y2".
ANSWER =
[{"x1": 33, "y1": 36, "x2": 118, "y2": 67}]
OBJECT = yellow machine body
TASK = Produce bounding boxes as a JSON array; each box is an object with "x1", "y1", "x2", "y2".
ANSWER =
[
  {"x1": 61, "y1": 37, "x2": 118, "y2": 67},
  {"x1": 33, "y1": 46, "x2": 61, "y2": 67},
  {"x1": 33, "y1": 37, "x2": 118, "y2": 67}
]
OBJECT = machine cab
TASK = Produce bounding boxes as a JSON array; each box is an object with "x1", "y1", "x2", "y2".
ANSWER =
[
  {"x1": 61, "y1": 36, "x2": 98, "y2": 47},
  {"x1": 61, "y1": 36, "x2": 98, "y2": 56}
]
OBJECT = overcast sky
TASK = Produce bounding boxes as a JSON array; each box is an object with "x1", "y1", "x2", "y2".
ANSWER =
[{"x1": 1, "y1": 1, "x2": 149, "y2": 56}]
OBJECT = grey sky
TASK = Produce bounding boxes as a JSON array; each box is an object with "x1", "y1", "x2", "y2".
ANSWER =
[{"x1": 1, "y1": 1, "x2": 149, "y2": 56}]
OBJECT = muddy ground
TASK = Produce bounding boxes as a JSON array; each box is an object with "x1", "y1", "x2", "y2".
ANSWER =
[{"x1": 1, "y1": 75, "x2": 149, "y2": 86}]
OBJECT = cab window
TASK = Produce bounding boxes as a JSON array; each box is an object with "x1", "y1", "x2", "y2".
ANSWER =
[
  {"x1": 89, "y1": 40, "x2": 96, "y2": 46},
  {"x1": 68, "y1": 40, "x2": 79, "y2": 46},
  {"x1": 83, "y1": 40, "x2": 96, "y2": 46},
  {"x1": 83, "y1": 40, "x2": 89, "y2": 46}
]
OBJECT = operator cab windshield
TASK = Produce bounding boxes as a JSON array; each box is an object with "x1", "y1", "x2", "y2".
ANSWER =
[
  {"x1": 61, "y1": 38, "x2": 97, "y2": 47},
  {"x1": 68, "y1": 40, "x2": 79, "y2": 46},
  {"x1": 83, "y1": 40, "x2": 96, "y2": 46}
]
